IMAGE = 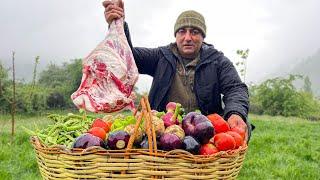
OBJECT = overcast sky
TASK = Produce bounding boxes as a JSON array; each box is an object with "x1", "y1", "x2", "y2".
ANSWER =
[{"x1": 1, "y1": 0, "x2": 320, "y2": 92}]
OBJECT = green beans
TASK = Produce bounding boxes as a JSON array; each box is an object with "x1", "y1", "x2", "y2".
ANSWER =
[{"x1": 23, "y1": 112, "x2": 97, "y2": 148}]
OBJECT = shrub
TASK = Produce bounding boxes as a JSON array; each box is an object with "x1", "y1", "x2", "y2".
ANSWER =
[
  {"x1": 249, "y1": 75, "x2": 320, "y2": 118},
  {"x1": 47, "y1": 92, "x2": 66, "y2": 108},
  {"x1": 13, "y1": 84, "x2": 49, "y2": 113}
]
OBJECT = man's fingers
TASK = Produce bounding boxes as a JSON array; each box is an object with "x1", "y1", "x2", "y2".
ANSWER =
[
  {"x1": 105, "y1": 4, "x2": 124, "y2": 12},
  {"x1": 104, "y1": 7, "x2": 124, "y2": 24},
  {"x1": 228, "y1": 115, "x2": 246, "y2": 128},
  {"x1": 103, "y1": 0, "x2": 124, "y2": 24},
  {"x1": 105, "y1": 4, "x2": 124, "y2": 18},
  {"x1": 226, "y1": 115, "x2": 249, "y2": 144},
  {"x1": 105, "y1": 8, "x2": 124, "y2": 17},
  {"x1": 118, "y1": 0, "x2": 124, "y2": 9},
  {"x1": 106, "y1": 13, "x2": 122, "y2": 24},
  {"x1": 102, "y1": 0, "x2": 113, "y2": 8},
  {"x1": 105, "y1": 11, "x2": 124, "y2": 19},
  {"x1": 228, "y1": 118, "x2": 239, "y2": 128}
]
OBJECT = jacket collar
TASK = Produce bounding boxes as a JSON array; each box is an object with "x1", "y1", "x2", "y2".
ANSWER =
[{"x1": 200, "y1": 42, "x2": 220, "y2": 60}]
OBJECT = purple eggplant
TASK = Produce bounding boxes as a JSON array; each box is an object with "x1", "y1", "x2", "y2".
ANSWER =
[
  {"x1": 107, "y1": 130, "x2": 130, "y2": 150},
  {"x1": 182, "y1": 136, "x2": 200, "y2": 155},
  {"x1": 159, "y1": 133, "x2": 182, "y2": 151},
  {"x1": 182, "y1": 112, "x2": 214, "y2": 144},
  {"x1": 72, "y1": 133, "x2": 106, "y2": 149}
]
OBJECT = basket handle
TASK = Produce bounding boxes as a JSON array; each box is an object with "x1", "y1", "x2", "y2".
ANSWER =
[
  {"x1": 126, "y1": 106, "x2": 144, "y2": 151},
  {"x1": 144, "y1": 97, "x2": 158, "y2": 152},
  {"x1": 164, "y1": 149, "x2": 194, "y2": 157},
  {"x1": 142, "y1": 97, "x2": 156, "y2": 154},
  {"x1": 126, "y1": 96, "x2": 157, "y2": 154},
  {"x1": 123, "y1": 96, "x2": 157, "y2": 177},
  {"x1": 31, "y1": 136, "x2": 42, "y2": 148}
]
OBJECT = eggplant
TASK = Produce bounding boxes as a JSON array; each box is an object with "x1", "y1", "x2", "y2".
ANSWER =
[
  {"x1": 140, "y1": 136, "x2": 149, "y2": 149},
  {"x1": 139, "y1": 135, "x2": 160, "y2": 149},
  {"x1": 182, "y1": 112, "x2": 214, "y2": 144},
  {"x1": 72, "y1": 133, "x2": 106, "y2": 149},
  {"x1": 182, "y1": 136, "x2": 200, "y2": 155},
  {"x1": 107, "y1": 130, "x2": 130, "y2": 150},
  {"x1": 159, "y1": 133, "x2": 182, "y2": 151}
]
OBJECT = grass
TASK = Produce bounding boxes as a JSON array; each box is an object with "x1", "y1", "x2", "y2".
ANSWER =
[
  {"x1": 1, "y1": 113, "x2": 319, "y2": 179},
  {"x1": 239, "y1": 115, "x2": 320, "y2": 180},
  {"x1": 0, "y1": 114, "x2": 50, "y2": 180}
]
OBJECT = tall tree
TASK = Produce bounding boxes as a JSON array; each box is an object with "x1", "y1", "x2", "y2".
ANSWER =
[
  {"x1": 30, "y1": 56, "x2": 40, "y2": 97},
  {"x1": 66, "y1": 59, "x2": 82, "y2": 95},
  {"x1": 303, "y1": 76, "x2": 313, "y2": 94}
]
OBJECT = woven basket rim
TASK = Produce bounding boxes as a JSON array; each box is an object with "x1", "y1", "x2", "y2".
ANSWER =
[{"x1": 31, "y1": 136, "x2": 248, "y2": 162}]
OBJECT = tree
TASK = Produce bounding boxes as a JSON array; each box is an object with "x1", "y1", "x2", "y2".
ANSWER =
[
  {"x1": 0, "y1": 62, "x2": 8, "y2": 97},
  {"x1": 38, "y1": 59, "x2": 83, "y2": 108},
  {"x1": 236, "y1": 49, "x2": 249, "y2": 83},
  {"x1": 253, "y1": 74, "x2": 319, "y2": 117},
  {"x1": 303, "y1": 76, "x2": 313, "y2": 94},
  {"x1": 0, "y1": 61, "x2": 10, "y2": 113},
  {"x1": 30, "y1": 56, "x2": 40, "y2": 97},
  {"x1": 65, "y1": 59, "x2": 82, "y2": 98},
  {"x1": 38, "y1": 63, "x2": 68, "y2": 88}
]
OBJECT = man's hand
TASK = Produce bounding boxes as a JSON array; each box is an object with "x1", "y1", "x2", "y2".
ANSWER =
[
  {"x1": 227, "y1": 114, "x2": 248, "y2": 143},
  {"x1": 102, "y1": 0, "x2": 124, "y2": 25}
]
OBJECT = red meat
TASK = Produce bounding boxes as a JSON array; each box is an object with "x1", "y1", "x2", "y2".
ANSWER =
[{"x1": 71, "y1": 18, "x2": 138, "y2": 113}]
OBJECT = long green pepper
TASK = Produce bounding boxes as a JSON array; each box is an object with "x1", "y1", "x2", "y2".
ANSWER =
[{"x1": 23, "y1": 112, "x2": 98, "y2": 148}]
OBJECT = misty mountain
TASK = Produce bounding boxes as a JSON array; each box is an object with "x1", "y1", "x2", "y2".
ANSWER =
[
  {"x1": 252, "y1": 48, "x2": 320, "y2": 97},
  {"x1": 290, "y1": 49, "x2": 320, "y2": 96},
  {"x1": 1, "y1": 58, "x2": 70, "y2": 83},
  {"x1": 3, "y1": 48, "x2": 320, "y2": 96}
]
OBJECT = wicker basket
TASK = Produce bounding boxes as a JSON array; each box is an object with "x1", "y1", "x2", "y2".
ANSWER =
[{"x1": 31, "y1": 97, "x2": 248, "y2": 179}]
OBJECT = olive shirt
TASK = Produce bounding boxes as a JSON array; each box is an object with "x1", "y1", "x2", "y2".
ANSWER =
[{"x1": 166, "y1": 44, "x2": 199, "y2": 113}]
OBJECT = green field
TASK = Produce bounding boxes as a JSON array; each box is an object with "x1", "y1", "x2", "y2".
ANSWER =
[{"x1": 0, "y1": 113, "x2": 319, "y2": 180}]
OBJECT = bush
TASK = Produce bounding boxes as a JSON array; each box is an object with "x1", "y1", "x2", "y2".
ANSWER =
[
  {"x1": 0, "y1": 82, "x2": 50, "y2": 114},
  {"x1": 0, "y1": 63, "x2": 11, "y2": 113},
  {"x1": 14, "y1": 84, "x2": 49, "y2": 113},
  {"x1": 47, "y1": 92, "x2": 66, "y2": 108},
  {"x1": 38, "y1": 59, "x2": 82, "y2": 107},
  {"x1": 249, "y1": 75, "x2": 320, "y2": 118},
  {"x1": 249, "y1": 102, "x2": 264, "y2": 115}
]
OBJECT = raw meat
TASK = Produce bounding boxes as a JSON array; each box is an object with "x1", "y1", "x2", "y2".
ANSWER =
[{"x1": 71, "y1": 18, "x2": 139, "y2": 113}]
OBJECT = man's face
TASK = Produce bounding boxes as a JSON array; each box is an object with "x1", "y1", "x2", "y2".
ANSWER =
[{"x1": 175, "y1": 27, "x2": 204, "y2": 59}]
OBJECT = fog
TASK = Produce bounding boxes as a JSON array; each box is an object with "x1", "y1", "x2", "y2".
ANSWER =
[{"x1": 1, "y1": 0, "x2": 319, "y2": 92}]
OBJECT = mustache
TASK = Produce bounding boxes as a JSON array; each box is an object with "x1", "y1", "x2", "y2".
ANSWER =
[{"x1": 183, "y1": 43, "x2": 194, "y2": 46}]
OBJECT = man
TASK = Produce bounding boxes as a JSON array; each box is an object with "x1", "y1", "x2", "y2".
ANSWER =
[{"x1": 103, "y1": 0, "x2": 252, "y2": 141}]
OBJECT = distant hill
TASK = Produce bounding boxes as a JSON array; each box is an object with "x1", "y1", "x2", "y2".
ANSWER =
[
  {"x1": 258, "y1": 49, "x2": 320, "y2": 97},
  {"x1": 290, "y1": 49, "x2": 320, "y2": 96}
]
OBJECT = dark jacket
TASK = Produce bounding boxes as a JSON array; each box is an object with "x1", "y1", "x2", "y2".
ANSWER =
[{"x1": 124, "y1": 23, "x2": 249, "y2": 122}]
